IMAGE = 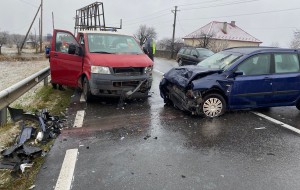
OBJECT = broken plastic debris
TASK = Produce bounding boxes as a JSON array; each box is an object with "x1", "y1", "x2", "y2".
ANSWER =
[
  {"x1": 36, "y1": 132, "x2": 44, "y2": 142},
  {"x1": 120, "y1": 137, "x2": 125, "y2": 140},
  {"x1": 29, "y1": 185, "x2": 36, "y2": 189},
  {"x1": 144, "y1": 135, "x2": 151, "y2": 140},
  {"x1": 20, "y1": 163, "x2": 33, "y2": 173}
]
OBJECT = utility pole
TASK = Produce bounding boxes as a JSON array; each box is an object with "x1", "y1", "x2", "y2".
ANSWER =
[
  {"x1": 40, "y1": 0, "x2": 43, "y2": 53},
  {"x1": 52, "y1": 12, "x2": 55, "y2": 30},
  {"x1": 171, "y1": 6, "x2": 179, "y2": 59},
  {"x1": 19, "y1": 5, "x2": 41, "y2": 52}
]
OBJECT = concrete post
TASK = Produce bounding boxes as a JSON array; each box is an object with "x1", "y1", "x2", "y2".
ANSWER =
[{"x1": 0, "y1": 107, "x2": 7, "y2": 125}]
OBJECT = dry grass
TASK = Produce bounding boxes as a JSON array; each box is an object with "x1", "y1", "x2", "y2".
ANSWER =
[{"x1": 0, "y1": 85, "x2": 73, "y2": 189}]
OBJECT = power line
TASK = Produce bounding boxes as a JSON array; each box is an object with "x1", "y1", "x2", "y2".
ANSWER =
[
  {"x1": 18, "y1": 0, "x2": 38, "y2": 8},
  {"x1": 178, "y1": 0, "x2": 226, "y2": 7},
  {"x1": 124, "y1": 12, "x2": 171, "y2": 26},
  {"x1": 180, "y1": 0, "x2": 260, "y2": 11},
  {"x1": 117, "y1": 0, "x2": 260, "y2": 27},
  {"x1": 110, "y1": 8, "x2": 171, "y2": 25},
  {"x1": 181, "y1": 7, "x2": 300, "y2": 20},
  {"x1": 177, "y1": 15, "x2": 186, "y2": 36}
]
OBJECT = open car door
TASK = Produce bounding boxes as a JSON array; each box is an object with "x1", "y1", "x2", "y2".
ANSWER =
[{"x1": 50, "y1": 29, "x2": 83, "y2": 87}]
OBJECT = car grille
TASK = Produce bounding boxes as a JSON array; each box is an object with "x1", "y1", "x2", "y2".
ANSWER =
[
  {"x1": 113, "y1": 67, "x2": 144, "y2": 76},
  {"x1": 113, "y1": 81, "x2": 140, "y2": 87}
]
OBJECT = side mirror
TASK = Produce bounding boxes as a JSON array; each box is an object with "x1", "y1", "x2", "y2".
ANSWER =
[
  {"x1": 76, "y1": 46, "x2": 83, "y2": 56},
  {"x1": 68, "y1": 44, "x2": 76, "y2": 54},
  {"x1": 234, "y1": 71, "x2": 244, "y2": 77}
]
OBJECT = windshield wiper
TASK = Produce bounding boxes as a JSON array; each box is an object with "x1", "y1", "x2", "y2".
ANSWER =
[{"x1": 90, "y1": 51, "x2": 114, "y2": 54}]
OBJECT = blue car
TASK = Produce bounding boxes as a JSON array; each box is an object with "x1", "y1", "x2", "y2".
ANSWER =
[{"x1": 160, "y1": 47, "x2": 300, "y2": 118}]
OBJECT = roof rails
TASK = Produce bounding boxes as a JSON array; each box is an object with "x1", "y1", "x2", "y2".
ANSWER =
[
  {"x1": 74, "y1": 2, "x2": 122, "y2": 34},
  {"x1": 223, "y1": 46, "x2": 279, "y2": 51}
]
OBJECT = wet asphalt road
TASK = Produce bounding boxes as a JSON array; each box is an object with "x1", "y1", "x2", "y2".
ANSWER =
[{"x1": 34, "y1": 58, "x2": 300, "y2": 190}]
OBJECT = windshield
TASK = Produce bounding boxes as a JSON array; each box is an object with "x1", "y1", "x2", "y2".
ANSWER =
[
  {"x1": 87, "y1": 33, "x2": 143, "y2": 54},
  {"x1": 196, "y1": 48, "x2": 214, "y2": 57},
  {"x1": 197, "y1": 51, "x2": 242, "y2": 70}
]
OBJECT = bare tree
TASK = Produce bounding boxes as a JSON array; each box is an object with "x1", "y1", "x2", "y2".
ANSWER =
[
  {"x1": 11, "y1": 34, "x2": 24, "y2": 54},
  {"x1": 290, "y1": 29, "x2": 300, "y2": 48},
  {"x1": 210, "y1": 40, "x2": 229, "y2": 52},
  {"x1": 157, "y1": 37, "x2": 183, "y2": 53},
  {"x1": 134, "y1": 25, "x2": 157, "y2": 46},
  {"x1": 192, "y1": 32, "x2": 215, "y2": 49},
  {"x1": 0, "y1": 31, "x2": 9, "y2": 54}
]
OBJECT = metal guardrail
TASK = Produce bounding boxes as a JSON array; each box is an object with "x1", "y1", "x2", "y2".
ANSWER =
[{"x1": 0, "y1": 67, "x2": 50, "y2": 125}]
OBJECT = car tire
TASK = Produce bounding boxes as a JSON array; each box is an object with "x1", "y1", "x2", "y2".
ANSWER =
[
  {"x1": 201, "y1": 93, "x2": 226, "y2": 118},
  {"x1": 178, "y1": 59, "x2": 183, "y2": 66},
  {"x1": 296, "y1": 101, "x2": 300, "y2": 110},
  {"x1": 83, "y1": 77, "x2": 93, "y2": 102}
]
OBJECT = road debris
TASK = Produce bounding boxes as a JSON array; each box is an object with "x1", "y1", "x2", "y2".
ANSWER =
[
  {"x1": 255, "y1": 127, "x2": 266, "y2": 130},
  {"x1": 20, "y1": 163, "x2": 33, "y2": 173},
  {"x1": 144, "y1": 134, "x2": 151, "y2": 140},
  {"x1": 0, "y1": 107, "x2": 66, "y2": 175}
]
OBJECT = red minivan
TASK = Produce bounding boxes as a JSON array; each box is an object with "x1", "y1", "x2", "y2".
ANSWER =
[{"x1": 50, "y1": 29, "x2": 153, "y2": 101}]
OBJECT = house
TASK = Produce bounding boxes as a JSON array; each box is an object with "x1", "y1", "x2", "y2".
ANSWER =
[{"x1": 183, "y1": 21, "x2": 262, "y2": 52}]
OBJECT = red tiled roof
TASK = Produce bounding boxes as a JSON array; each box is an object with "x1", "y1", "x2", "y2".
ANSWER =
[{"x1": 183, "y1": 21, "x2": 262, "y2": 43}]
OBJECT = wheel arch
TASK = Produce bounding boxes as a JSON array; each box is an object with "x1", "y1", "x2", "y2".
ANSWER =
[{"x1": 202, "y1": 87, "x2": 228, "y2": 107}]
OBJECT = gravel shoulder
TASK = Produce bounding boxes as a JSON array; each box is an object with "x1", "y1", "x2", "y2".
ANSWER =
[{"x1": 0, "y1": 60, "x2": 49, "y2": 91}]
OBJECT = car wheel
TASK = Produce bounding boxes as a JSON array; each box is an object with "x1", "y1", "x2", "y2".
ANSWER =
[
  {"x1": 296, "y1": 101, "x2": 300, "y2": 110},
  {"x1": 178, "y1": 59, "x2": 183, "y2": 66},
  {"x1": 83, "y1": 77, "x2": 93, "y2": 102},
  {"x1": 201, "y1": 93, "x2": 226, "y2": 118}
]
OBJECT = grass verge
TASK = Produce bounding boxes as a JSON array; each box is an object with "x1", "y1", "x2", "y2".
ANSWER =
[{"x1": 0, "y1": 85, "x2": 74, "y2": 189}]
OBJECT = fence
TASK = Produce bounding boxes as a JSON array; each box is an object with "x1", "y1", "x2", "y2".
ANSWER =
[{"x1": 0, "y1": 67, "x2": 50, "y2": 125}]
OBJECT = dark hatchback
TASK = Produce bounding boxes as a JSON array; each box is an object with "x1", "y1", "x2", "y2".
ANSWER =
[
  {"x1": 176, "y1": 47, "x2": 214, "y2": 66},
  {"x1": 160, "y1": 47, "x2": 300, "y2": 118}
]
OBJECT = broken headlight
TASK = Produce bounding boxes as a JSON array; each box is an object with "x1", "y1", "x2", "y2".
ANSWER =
[
  {"x1": 144, "y1": 66, "x2": 153, "y2": 74},
  {"x1": 91, "y1": 66, "x2": 111, "y2": 74}
]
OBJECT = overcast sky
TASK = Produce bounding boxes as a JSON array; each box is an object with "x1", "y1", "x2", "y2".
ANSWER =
[{"x1": 0, "y1": 0, "x2": 300, "y2": 47}]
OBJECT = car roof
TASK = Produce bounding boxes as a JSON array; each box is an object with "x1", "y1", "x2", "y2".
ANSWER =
[
  {"x1": 223, "y1": 46, "x2": 299, "y2": 55},
  {"x1": 78, "y1": 30, "x2": 132, "y2": 37}
]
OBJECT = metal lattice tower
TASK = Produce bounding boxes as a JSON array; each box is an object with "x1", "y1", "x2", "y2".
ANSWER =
[{"x1": 74, "y1": 2, "x2": 121, "y2": 33}]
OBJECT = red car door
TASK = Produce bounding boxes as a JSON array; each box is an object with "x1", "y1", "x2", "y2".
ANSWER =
[{"x1": 50, "y1": 29, "x2": 83, "y2": 87}]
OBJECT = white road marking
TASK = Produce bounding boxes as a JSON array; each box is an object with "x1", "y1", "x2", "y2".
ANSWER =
[
  {"x1": 153, "y1": 69, "x2": 165, "y2": 75},
  {"x1": 55, "y1": 149, "x2": 78, "y2": 190},
  {"x1": 73, "y1": 110, "x2": 85, "y2": 128},
  {"x1": 252, "y1": 112, "x2": 300, "y2": 135},
  {"x1": 80, "y1": 93, "x2": 85, "y2": 102}
]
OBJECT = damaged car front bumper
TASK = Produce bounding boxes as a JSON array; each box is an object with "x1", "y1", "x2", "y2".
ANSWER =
[{"x1": 160, "y1": 78, "x2": 204, "y2": 115}]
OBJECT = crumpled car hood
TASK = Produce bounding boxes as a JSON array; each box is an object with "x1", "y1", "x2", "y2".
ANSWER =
[{"x1": 163, "y1": 66, "x2": 222, "y2": 88}]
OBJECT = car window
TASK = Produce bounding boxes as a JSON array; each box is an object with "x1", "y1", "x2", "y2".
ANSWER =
[
  {"x1": 196, "y1": 48, "x2": 214, "y2": 57},
  {"x1": 198, "y1": 51, "x2": 241, "y2": 70},
  {"x1": 191, "y1": 49, "x2": 198, "y2": 57},
  {"x1": 55, "y1": 32, "x2": 78, "y2": 53},
  {"x1": 178, "y1": 48, "x2": 185, "y2": 54},
  {"x1": 87, "y1": 33, "x2": 143, "y2": 54},
  {"x1": 236, "y1": 54, "x2": 271, "y2": 75},
  {"x1": 274, "y1": 53, "x2": 300, "y2": 73},
  {"x1": 184, "y1": 48, "x2": 191, "y2": 55}
]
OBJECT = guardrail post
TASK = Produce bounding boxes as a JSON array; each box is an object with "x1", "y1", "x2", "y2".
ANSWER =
[
  {"x1": 0, "y1": 107, "x2": 7, "y2": 125},
  {"x1": 44, "y1": 76, "x2": 48, "y2": 86}
]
